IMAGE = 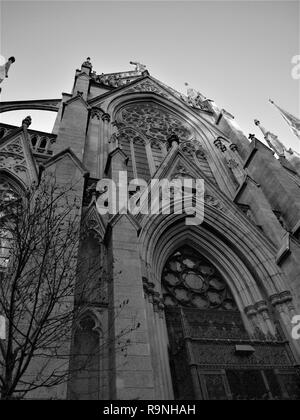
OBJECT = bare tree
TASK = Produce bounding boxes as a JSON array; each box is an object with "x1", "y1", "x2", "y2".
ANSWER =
[{"x1": 0, "y1": 175, "x2": 139, "y2": 400}]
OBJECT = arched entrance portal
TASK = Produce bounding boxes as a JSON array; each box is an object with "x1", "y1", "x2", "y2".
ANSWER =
[{"x1": 162, "y1": 246, "x2": 300, "y2": 400}]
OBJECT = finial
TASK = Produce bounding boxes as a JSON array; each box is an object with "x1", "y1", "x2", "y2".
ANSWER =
[
  {"x1": 22, "y1": 116, "x2": 32, "y2": 128},
  {"x1": 254, "y1": 119, "x2": 260, "y2": 126},
  {"x1": 129, "y1": 61, "x2": 146, "y2": 72},
  {"x1": 167, "y1": 133, "x2": 180, "y2": 148},
  {"x1": 269, "y1": 98, "x2": 274, "y2": 104}
]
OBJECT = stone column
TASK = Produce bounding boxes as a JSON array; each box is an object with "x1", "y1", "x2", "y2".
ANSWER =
[
  {"x1": 105, "y1": 149, "x2": 155, "y2": 399},
  {"x1": 83, "y1": 108, "x2": 101, "y2": 178},
  {"x1": 108, "y1": 218, "x2": 155, "y2": 399},
  {"x1": 53, "y1": 96, "x2": 89, "y2": 160},
  {"x1": 145, "y1": 142, "x2": 156, "y2": 176},
  {"x1": 142, "y1": 278, "x2": 166, "y2": 399},
  {"x1": 102, "y1": 113, "x2": 111, "y2": 176}
]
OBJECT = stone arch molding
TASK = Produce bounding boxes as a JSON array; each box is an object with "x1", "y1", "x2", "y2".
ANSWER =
[
  {"x1": 101, "y1": 92, "x2": 240, "y2": 196},
  {"x1": 75, "y1": 307, "x2": 105, "y2": 336},
  {"x1": 97, "y1": 90, "x2": 224, "y2": 148},
  {"x1": 0, "y1": 99, "x2": 61, "y2": 114},
  {"x1": 107, "y1": 84, "x2": 223, "y2": 128},
  {"x1": 0, "y1": 169, "x2": 27, "y2": 197},
  {"x1": 138, "y1": 209, "x2": 295, "y2": 338}
]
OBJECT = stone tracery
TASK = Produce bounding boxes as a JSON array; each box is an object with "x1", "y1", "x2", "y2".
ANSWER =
[
  {"x1": 162, "y1": 246, "x2": 236, "y2": 310},
  {"x1": 120, "y1": 102, "x2": 194, "y2": 143}
]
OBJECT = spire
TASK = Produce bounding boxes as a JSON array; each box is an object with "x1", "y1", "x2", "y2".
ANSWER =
[
  {"x1": 269, "y1": 99, "x2": 300, "y2": 140},
  {"x1": 254, "y1": 119, "x2": 285, "y2": 157},
  {"x1": 254, "y1": 119, "x2": 268, "y2": 137}
]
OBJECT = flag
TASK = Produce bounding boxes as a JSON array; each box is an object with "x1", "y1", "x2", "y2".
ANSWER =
[{"x1": 269, "y1": 99, "x2": 300, "y2": 140}]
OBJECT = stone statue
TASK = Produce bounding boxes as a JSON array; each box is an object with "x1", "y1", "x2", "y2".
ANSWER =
[
  {"x1": 0, "y1": 56, "x2": 15, "y2": 92},
  {"x1": 82, "y1": 57, "x2": 92, "y2": 68}
]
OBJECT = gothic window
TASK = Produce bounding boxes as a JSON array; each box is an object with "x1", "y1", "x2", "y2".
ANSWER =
[
  {"x1": 39, "y1": 137, "x2": 47, "y2": 150},
  {"x1": 162, "y1": 247, "x2": 236, "y2": 310},
  {"x1": 70, "y1": 316, "x2": 101, "y2": 400},
  {"x1": 133, "y1": 137, "x2": 150, "y2": 180},
  {"x1": 162, "y1": 246, "x2": 296, "y2": 400},
  {"x1": 0, "y1": 229, "x2": 12, "y2": 269},
  {"x1": 121, "y1": 103, "x2": 193, "y2": 142},
  {"x1": 119, "y1": 129, "x2": 151, "y2": 181},
  {"x1": 76, "y1": 232, "x2": 106, "y2": 306},
  {"x1": 31, "y1": 135, "x2": 38, "y2": 148},
  {"x1": 0, "y1": 177, "x2": 21, "y2": 269},
  {"x1": 117, "y1": 102, "x2": 195, "y2": 177},
  {"x1": 151, "y1": 141, "x2": 165, "y2": 170},
  {"x1": 119, "y1": 136, "x2": 134, "y2": 180}
]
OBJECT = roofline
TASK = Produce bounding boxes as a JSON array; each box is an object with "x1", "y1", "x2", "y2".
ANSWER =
[{"x1": 0, "y1": 122, "x2": 57, "y2": 138}]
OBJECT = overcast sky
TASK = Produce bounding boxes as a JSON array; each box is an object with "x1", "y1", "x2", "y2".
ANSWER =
[{"x1": 0, "y1": 1, "x2": 299, "y2": 152}]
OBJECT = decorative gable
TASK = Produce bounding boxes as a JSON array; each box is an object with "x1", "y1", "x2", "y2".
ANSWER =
[
  {"x1": 82, "y1": 203, "x2": 107, "y2": 242},
  {"x1": 125, "y1": 79, "x2": 172, "y2": 100},
  {"x1": 0, "y1": 134, "x2": 37, "y2": 186}
]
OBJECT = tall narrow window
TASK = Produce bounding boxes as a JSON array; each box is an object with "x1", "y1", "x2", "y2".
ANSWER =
[
  {"x1": 39, "y1": 137, "x2": 48, "y2": 149},
  {"x1": 162, "y1": 246, "x2": 296, "y2": 400},
  {"x1": 31, "y1": 136, "x2": 38, "y2": 148},
  {"x1": 151, "y1": 141, "x2": 164, "y2": 170},
  {"x1": 133, "y1": 137, "x2": 150, "y2": 180},
  {"x1": 119, "y1": 136, "x2": 134, "y2": 180},
  {"x1": 0, "y1": 178, "x2": 20, "y2": 269},
  {"x1": 69, "y1": 316, "x2": 100, "y2": 400}
]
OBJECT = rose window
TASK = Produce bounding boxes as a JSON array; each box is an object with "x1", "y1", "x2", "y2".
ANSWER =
[{"x1": 162, "y1": 247, "x2": 236, "y2": 310}]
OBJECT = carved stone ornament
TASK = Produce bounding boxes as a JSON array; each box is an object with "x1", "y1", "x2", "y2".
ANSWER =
[
  {"x1": 126, "y1": 80, "x2": 170, "y2": 100},
  {"x1": 214, "y1": 137, "x2": 227, "y2": 153},
  {"x1": 90, "y1": 108, "x2": 102, "y2": 120},
  {"x1": 179, "y1": 139, "x2": 206, "y2": 159},
  {"x1": 162, "y1": 247, "x2": 237, "y2": 311},
  {"x1": 120, "y1": 102, "x2": 193, "y2": 143},
  {"x1": 0, "y1": 140, "x2": 28, "y2": 178},
  {"x1": 227, "y1": 159, "x2": 239, "y2": 169}
]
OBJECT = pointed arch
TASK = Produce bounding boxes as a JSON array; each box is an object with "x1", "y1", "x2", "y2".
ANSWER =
[
  {"x1": 139, "y1": 205, "x2": 293, "y2": 332},
  {"x1": 139, "y1": 211, "x2": 298, "y2": 400},
  {"x1": 117, "y1": 127, "x2": 151, "y2": 180},
  {"x1": 69, "y1": 310, "x2": 103, "y2": 400},
  {"x1": 0, "y1": 170, "x2": 26, "y2": 199},
  {"x1": 104, "y1": 91, "x2": 243, "y2": 196},
  {"x1": 0, "y1": 171, "x2": 26, "y2": 269}
]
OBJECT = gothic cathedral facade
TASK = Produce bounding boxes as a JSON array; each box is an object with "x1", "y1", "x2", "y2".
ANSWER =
[{"x1": 1, "y1": 59, "x2": 300, "y2": 400}]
